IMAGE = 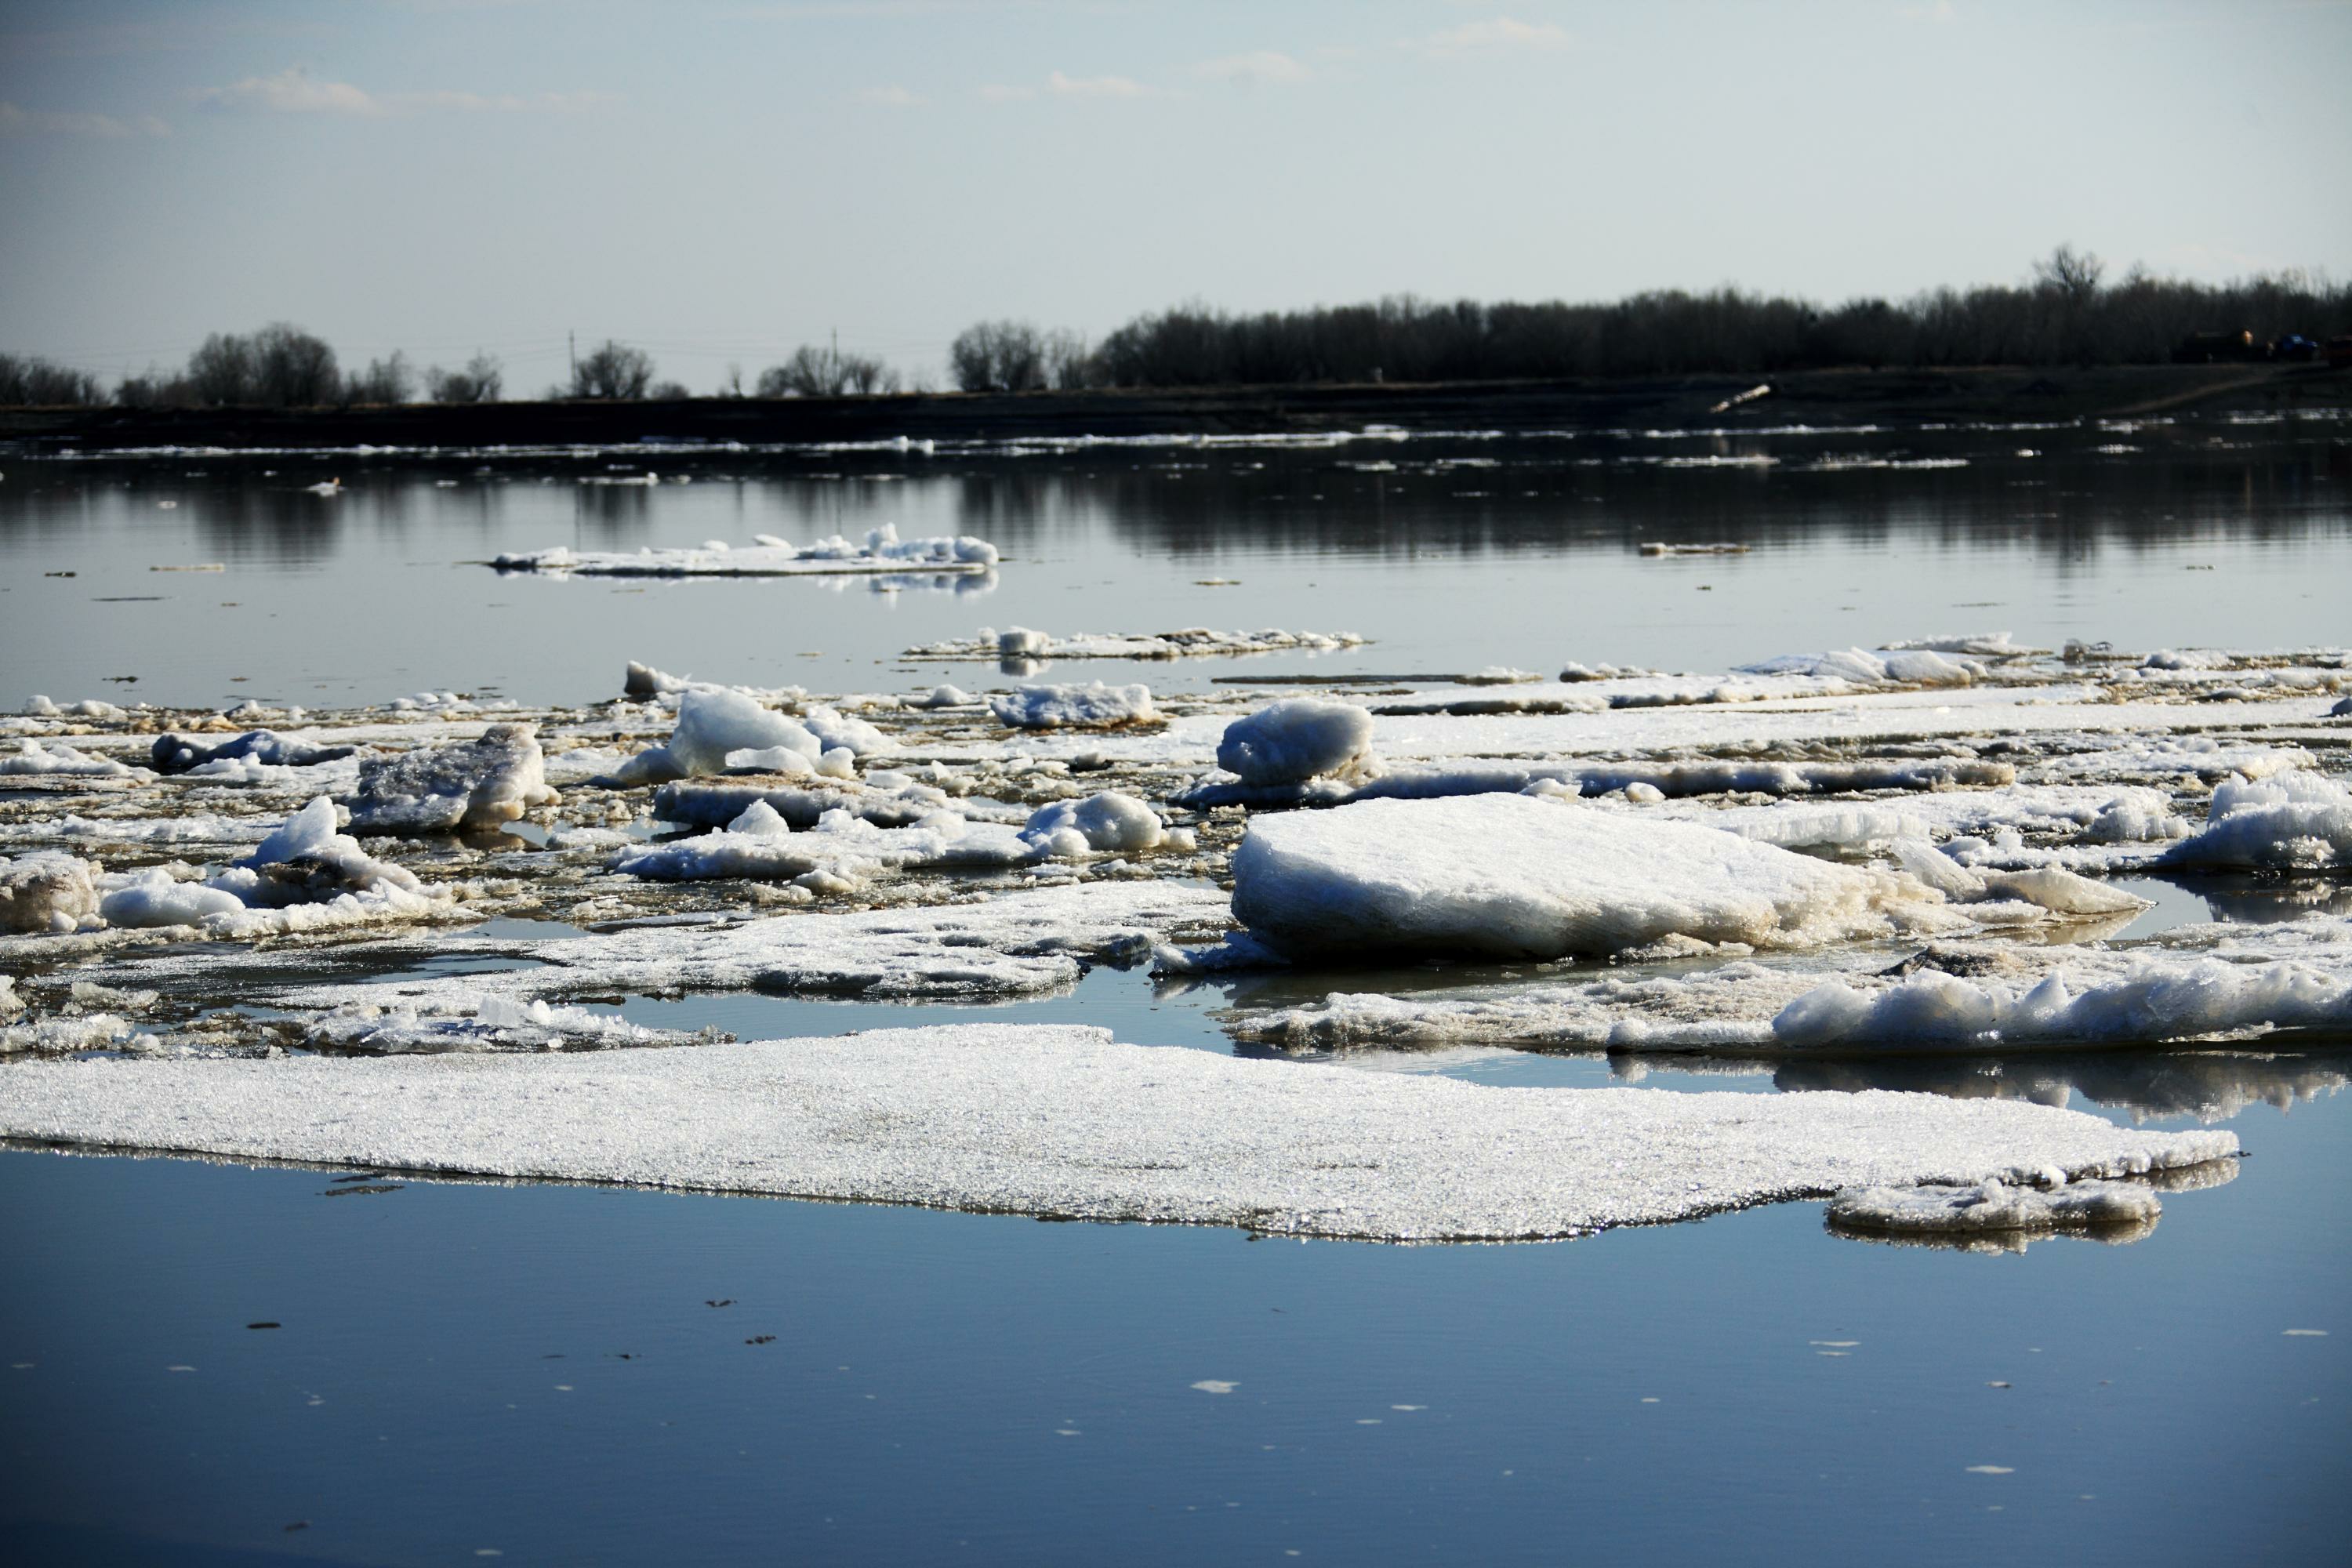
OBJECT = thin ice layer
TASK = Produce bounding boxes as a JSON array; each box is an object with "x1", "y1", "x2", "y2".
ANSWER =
[{"x1": 0, "y1": 1026, "x2": 2235, "y2": 1242}]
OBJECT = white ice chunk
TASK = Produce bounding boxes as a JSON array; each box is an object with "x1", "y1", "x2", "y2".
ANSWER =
[
  {"x1": 1215, "y1": 699, "x2": 1375, "y2": 786},
  {"x1": 1828, "y1": 1177, "x2": 2161, "y2": 1234},
  {"x1": 347, "y1": 724, "x2": 557, "y2": 833},
  {"x1": 0, "y1": 739, "x2": 129, "y2": 777},
  {"x1": 989, "y1": 682, "x2": 1160, "y2": 731},
  {"x1": 1020, "y1": 792, "x2": 1167, "y2": 855},
  {"x1": 1231, "y1": 793, "x2": 1949, "y2": 961},
  {"x1": 1, "y1": 852, "x2": 102, "y2": 934},
  {"x1": 2160, "y1": 769, "x2": 2352, "y2": 869}
]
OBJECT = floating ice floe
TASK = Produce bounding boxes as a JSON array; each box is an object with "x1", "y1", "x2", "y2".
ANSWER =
[
  {"x1": 23, "y1": 695, "x2": 129, "y2": 721},
  {"x1": 491, "y1": 525, "x2": 998, "y2": 577},
  {"x1": 0, "y1": 1025, "x2": 2234, "y2": 1241},
  {"x1": 1827, "y1": 1176, "x2": 2161, "y2": 1235},
  {"x1": 347, "y1": 724, "x2": 557, "y2": 833},
  {"x1": 989, "y1": 682, "x2": 1161, "y2": 731},
  {"x1": 1228, "y1": 793, "x2": 1960, "y2": 962},
  {"x1": 1234, "y1": 925, "x2": 2352, "y2": 1058},
  {"x1": 1175, "y1": 754, "x2": 2017, "y2": 814},
  {"x1": 906, "y1": 626, "x2": 1367, "y2": 660},
  {"x1": 1737, "y1": 647, "x2": 1979, "y2": 688}
]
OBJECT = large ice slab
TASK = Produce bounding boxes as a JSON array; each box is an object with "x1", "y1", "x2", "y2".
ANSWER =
[
  {"x1": 1230, "y1": 794, "x2": 1953, "y2": 961},
  {"x1": 0, "y1": 1026, "x2": 2234, "y2": 1242},
  {"x1": 347, "y1": 724, "x2": 557, "y2": 833},
  {"x1": 907, "y1": 626, "x2": 1367, "y2": 660},
  {"x1": 491, "y1": 526, "x2": 997, "y2": 577}
]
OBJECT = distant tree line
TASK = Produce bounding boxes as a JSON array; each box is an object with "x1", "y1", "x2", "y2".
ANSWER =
[
  {"x1": 4, "y1": 252, "x2": 2345, "y2": 408},
  {"x1": 948, "y1": 249, "x2": 2350, "y2": 390}
]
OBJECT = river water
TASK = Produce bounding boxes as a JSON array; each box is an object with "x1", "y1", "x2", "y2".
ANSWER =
[{"x1": 2, "y1": 411, "x2": 2347, "y2": 1563}]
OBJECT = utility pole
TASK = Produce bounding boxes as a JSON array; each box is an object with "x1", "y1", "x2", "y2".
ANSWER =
[{"x1": 568, "y1": 330, "x2": 576, "y2": 390}]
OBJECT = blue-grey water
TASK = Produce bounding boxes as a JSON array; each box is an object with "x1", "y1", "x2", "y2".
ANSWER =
[{"x1": 2, "y1": 412, "x2": 2349, "y2": 1563}]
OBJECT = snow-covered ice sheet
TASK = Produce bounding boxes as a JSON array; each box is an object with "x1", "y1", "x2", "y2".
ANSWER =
[{"x1": 0, "y1": 1024, "x2": 2234, "y2": 1242}]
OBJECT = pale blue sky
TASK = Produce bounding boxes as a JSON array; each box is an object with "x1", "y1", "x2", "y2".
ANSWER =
[{"x1": 3, "y1": 0, "x2": 2347, "y2": 393}]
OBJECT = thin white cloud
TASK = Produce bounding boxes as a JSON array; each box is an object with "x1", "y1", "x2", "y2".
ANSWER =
[
  {"x1": 0, "y1": 100, "x2": 169, "y2": 137},
  {"x1": 1196, "y1": 50, "x2": 1308, "y2": 85},
  {"x1": 1047, "y1": 70, "x2": 1152, "y2": 98},
  {"x1": 859, "y1": 85, "x2": 921, "y2": 107},
  {"x1": 1406, "y1": 16, "x2": 1573, "y2": 58},
  {"x1": 195, "y1": 68, "x2": 615, "y2": 117}
]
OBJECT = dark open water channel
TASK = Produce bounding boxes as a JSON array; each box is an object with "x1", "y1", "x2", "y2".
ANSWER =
[{"x1": 2, "y1": 412, "x2": 2348, "y2": 1563}]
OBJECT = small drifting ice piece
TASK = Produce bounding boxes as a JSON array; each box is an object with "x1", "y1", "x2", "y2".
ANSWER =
[
  {"x1": 1216, "y1": 699, "x2": 1374, "y2": 787},
  {"x1": 906, "y1": 626, "x2": 1369, "y2": 660},
  {"x1": 151, "y1": 729, "x2": 356, "y2": 776},
  {"x1": 347, "y1": 724, "x2": 557, "y2": 833},
  {"x1": 490, "y1": 525, "x2": 998, "y2": 577},
  {"x1": 306, "y1": 995, "x2": 717, "y2": 1054},
  {"x1": 1, "y1": 739, "x2": 129, "y2": 777},
  {"x1": 909, "y1": 684, "x2": 975, "y2": 709},
  {"x1": 1639, "y1": 541, "x2": 1748, "y2": 556},
  {"x1": 989, "y1": 682, "x2": 1160, "y2": 731},
  {"x1": 1230, "y1": 793, "x2": 1944, "y2": 962},
  {"x1": 1, "y1": 852, "x2": 102, "y2": 934},
  {"x1": 1828, "y1": 1177, "x2": 2163, "y2": 1235},
  {"x1": 1707, "y1": 383, "x2": 1772, "y2": 414},
  {"x1": 993, "y1": 626, "x2": 1052, "y2": 658}
]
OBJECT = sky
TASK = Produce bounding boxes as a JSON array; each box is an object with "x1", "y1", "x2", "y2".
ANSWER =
[{"x1": 2, "y1": 0, "x2": 2347, "y2": 394}]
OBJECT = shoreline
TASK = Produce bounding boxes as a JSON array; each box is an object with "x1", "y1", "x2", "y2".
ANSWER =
[{"x1": 3, "y1": 361, "x2": 2346, "y2": 454}]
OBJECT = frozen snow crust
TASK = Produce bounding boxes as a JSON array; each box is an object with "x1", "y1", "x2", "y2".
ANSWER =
[
  {"x1": 0, "y1": 1025, "x2": 2234, "y2": 1242},
  {"x1": 1231, "y1": 794, "x2": 1947, "y2": 961}
]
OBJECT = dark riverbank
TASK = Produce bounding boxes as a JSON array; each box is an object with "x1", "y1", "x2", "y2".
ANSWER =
[{"x1": 4, "y1": 361, "x2": 2347, "y2": 454}]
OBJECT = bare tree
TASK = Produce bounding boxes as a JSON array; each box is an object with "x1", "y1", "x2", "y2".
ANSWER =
[
  {"x1": 648, "y1": 379, "x2": 692, "y2": 401},
  {"x1": 2033, "y1": 244, "x2": 2106, "y2": 306},
  {"x1": 757, "y1": 344, "x2": 902, "y2": 397},
  {"x1": 949, "y1": 320, "x2": 1051, "y2": 392},
  {"x1": 186, "y1": 332, "x2": 258, "y2": 405},
  {"x1": 0, "y1": 354, "x2": 106, "y2": 405},
  {"x1": 249, "y1": 323, "x2": 340, "y2": 405},
  {"x1": 570, "y1": 340, "x2": 655, "y2": 400},
  {"x1": 425, "y1": 352, "x2": 503, "y2": 403},
  {"x1": 343, "y1": 350, "x2": 415, "y2": 405}
]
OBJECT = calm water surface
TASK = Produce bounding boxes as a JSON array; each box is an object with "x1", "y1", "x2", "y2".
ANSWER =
[{"x1": 2, "y1": 414, "x2": 2348, "y2": 1563}]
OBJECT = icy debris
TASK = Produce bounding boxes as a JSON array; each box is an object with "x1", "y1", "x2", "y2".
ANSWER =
[
  {"x1": 0, "y1": 1025, "x2": 2236, "y2": 1242},
  {"x1": 1229, "y1": 794, "x2": 1954, "y2": 962},
  {"x1": 492, "y1": 525, "x2": 998, "y2": 577},
  {"x1": 1, "y1": 852, "x2": 103, "y2": 934},
  {"x1": 306, "y1": 995, "x2": 720, "y2": 1054},
  {"x1": 1, "y1": 739, "x2": 131, "y2": 777},
  {"x1": 1828, "y1": 1177, "x2": 2162, "y2": 1235},
  {"x1": 909, "y1": 684, "x2": 976, "y2": 709},
  {"x1": 150, "y1": 730, "x2": 356, "y2": 776},
  {"x1": 989, "y1": 682, "x2": 1160, "y2": 731},
  {"x1": 347, "y1": 725, "x2": 557, "y2": 833},
  {"x1": 1639, "y1": 542, "x2": 1748, "y2": 556},
  {"x1": 1773, "y1": 958, "x2": 2352, "y2": 1051},
  {"x1": 610, "y1": 688, "x2": 855, "y2": 785},
  {"x1": 2159, "y1": 769, "x2": 2352, "y2": 869},
  {"x1": 96, "y1": 797, "x2": 447, "y2": 938},
  {"x1": 1174, "y1": 754, "x2": 2018, "y2": 814},
  {"x1": 618, "y1": 790, "x2": 1177, "y2": 888},
  {"x1": 908, "y1": 626, "x2": 1367, "y2": 660},
  {"x1": 650, "y1": 775, "x2": 968, "y2": 831},
  {"x1": 1216, "y1": 699, "x2": 1375, "y2": 786},
  {"x1": 622, "y1": 660, "x2": 688, "y2": 698},
  {"x1": 23, "y1": 695, "x2": 128, "y2": 720},
  {"x1": 2, "y1": 1012, "x2": 162, "y2": 1057}
]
